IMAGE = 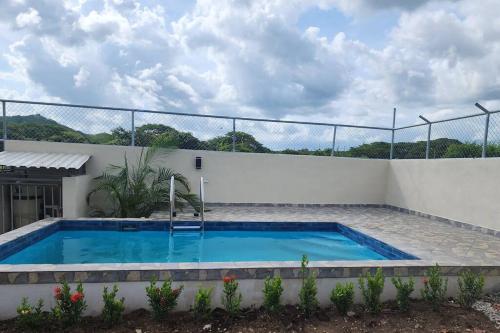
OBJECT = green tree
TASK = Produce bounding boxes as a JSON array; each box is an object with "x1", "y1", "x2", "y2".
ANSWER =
[
  {"x1": 444, "y1": 143, "x2": 482, "y2": 158},
  {"x1": 207, "y1": 131, "x2": 271, "y2": 153}
]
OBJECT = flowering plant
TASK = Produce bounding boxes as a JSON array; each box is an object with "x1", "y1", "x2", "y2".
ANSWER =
[
  {"x1": 222, "y1": 275, "x2": 242, "y2": 316},
  {"x1": 52, "y1": 281, "x2": 87, "y2": 325},
  {"x1": 330, "y1": 282, "x2": 354, "y2": 316},
  {"x1": 16, "y1": 297, "x2": 45, "y2": 331},
  {"x1": 391, "y1": 275, "x2": 415, "y2": 312},
  {"x1": 421, "y1": 263, "x2": 448, "y2": 311},
  {"x1": 299, "y1": 255, "x2": 318, "y2": 317},
  {"x1": 193, "y1": 287, "x2": 213, "y2": 319},
  {"x1": 263, "y1": 276, "x2": 283, "y2": 313},
  {"x1": 146, "y1": 278, "x2": 183, "y2": 320},
  {"x1": 458, "y1": 269, "x2": 484, "y2": 308},
  {"x1": 102, "y1": 285, "x2": 125, "y2": 326},
  {"x1": 358, "y1": 267, "x2": 385, "y2": 314}
]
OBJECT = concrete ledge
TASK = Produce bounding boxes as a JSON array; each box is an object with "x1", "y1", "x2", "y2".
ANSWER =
[{"x1": 0, "y1": 263, "x2": 499, "y2": 285}]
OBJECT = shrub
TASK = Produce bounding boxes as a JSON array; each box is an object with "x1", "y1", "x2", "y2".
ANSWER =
[
  {"x1": 391, "y1": 276, "x2": 414, "y2": 312},
  {"x1": 193, "y1": 287, "x2": 213, "y2": 319},
  {"x1": 330, "y1": 282, "x2": 355, "y2": 316},
  {"x1": 263, "y1": 276, "x2": 284, "y2": 313},
  {"x1": 16, "y1": 298, "x2": 45, "y2": 331},
  {"x1": 102, "y1": 285, "x2": 125, "y2": 326},
  {"x1": 458, "y1": 270, "x2": 484, "y2": 308},
  {"x1": 358, "y1": 267, "x2": 385, "y2": 314},
  {"x1": 52, "y1": 281, "x2": 87, "y2": 325},
  {"x1": 299, "y1": 254, "x2": 318, "y2": 317},
  {"x1": 421, "y1": 264, "x2": 448, "y2": 311},
  {"x1": 145, "y1": 278, "x2": 183, "y2": 320},
  {"x1": 222, "y1": 276, "x2": 242, "y2": 316}
]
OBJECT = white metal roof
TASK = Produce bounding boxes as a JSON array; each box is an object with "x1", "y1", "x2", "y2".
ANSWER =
[{"x1": 0, "y1": 151, "x2": 91, "y2": 169}]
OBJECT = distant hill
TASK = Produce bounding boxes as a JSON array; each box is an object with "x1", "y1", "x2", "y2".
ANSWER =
[{"x1": 1, "y1": 114, "x2": 497, "y2": 158}]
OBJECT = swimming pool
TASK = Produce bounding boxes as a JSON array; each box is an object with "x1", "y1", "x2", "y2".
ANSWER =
[{"x1": 0, "y1": 221, "x2": 417, "y2": 264}]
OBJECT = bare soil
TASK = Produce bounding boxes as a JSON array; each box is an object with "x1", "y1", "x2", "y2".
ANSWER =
[{"x1": 0, "y1": 300, "x2": 497, "y2": 333}]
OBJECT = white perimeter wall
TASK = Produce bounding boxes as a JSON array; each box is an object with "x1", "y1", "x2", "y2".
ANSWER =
[
  {"x1": 5, "y1": 140, "x2": 389, "y2": 205},
  {"x1": 0, "y1": 276, "x2": 499, "y2": 319},
  {"x1": 5, "y1": 140, "x2": 500, "y2": 231},
  {"x1": 386, "y1": 158, "x2": 500, "y2": 231}
]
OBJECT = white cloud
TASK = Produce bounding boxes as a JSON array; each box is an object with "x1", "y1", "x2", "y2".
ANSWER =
[
  {"x1": 1, "y1": 0, "x2": 500, "y2": 138},
  {"x1": 73, "y1": 67, "x2": 90, "y2": 87},
  {"x1": 15, "y1": 7, "x2": 41, "y2": 28}
]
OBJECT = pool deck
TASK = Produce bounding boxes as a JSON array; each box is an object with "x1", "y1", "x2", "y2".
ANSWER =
[
  {"x1": 185, "y1": 205, "x2": 500, "y2": 267},
  {"x1": 0, "y1": 206, "x2": 499, "y2": 284}
]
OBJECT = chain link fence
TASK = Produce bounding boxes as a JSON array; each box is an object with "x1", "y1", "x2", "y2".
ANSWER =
[
  {"x1": 428, "y1": 115, "x2": 485, "y2": 158},
  {"x1": 1, "y1": 99, "x2": 499, "y2": 159},
  {"x1": 485, "y1": 112, "x2": 500, "y2": 156},
  {"x1": 392, "y1": 125, "x2": 428, "y2": 159}
]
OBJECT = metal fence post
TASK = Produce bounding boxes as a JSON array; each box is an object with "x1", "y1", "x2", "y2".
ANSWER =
[
  {"x1": 390, "y1": 107, "x2": 396, "y2": 159},
  {"x1": 131, "y1": 110, "x2": 135, "y2": 146},
  {"x1": 419, "y1": 115, "x2": 432, "y2": 159},
  {"x1": 232, "y1": 118, "x2": 236, "y2": 152},
  {"x1": 475, "y1": 103, "x2": 490, "y2": 158},
  {"x1": 2, "y1": 101, "x2": 6, "y2": 140},
  {"x1": 331, "y1": 125, "x2": 337, "y2": 156}
]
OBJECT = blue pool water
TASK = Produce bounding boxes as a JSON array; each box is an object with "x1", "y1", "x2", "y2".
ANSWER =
[{"x1": 0, "y1": 230, "x2": 388, "y2": 264}]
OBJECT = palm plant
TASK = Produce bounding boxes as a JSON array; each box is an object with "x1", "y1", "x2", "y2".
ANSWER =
[{"x1": 87, "y1": 144, "x2": 198, "y2": 218}]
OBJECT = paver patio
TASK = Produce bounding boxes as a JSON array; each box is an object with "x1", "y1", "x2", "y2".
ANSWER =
[{"x1": 155, "y1": 205, "x2": 500, "y2": 267}]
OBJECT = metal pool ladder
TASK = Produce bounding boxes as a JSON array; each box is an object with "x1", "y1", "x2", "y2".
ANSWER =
[{"x1": 169, "y1": 176, "x2": 205, "y2": 233}]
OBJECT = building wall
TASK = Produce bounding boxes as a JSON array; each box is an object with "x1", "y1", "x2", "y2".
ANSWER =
[
  {"x1": 62, "y1": 175, "x2": 93, "y2": 219},
  {"x1": 5, "y1": 140, "x2": 390, "y2": 205},
  {"x1": 386, "y1": 158, "x2": 500, "y2": 231}
]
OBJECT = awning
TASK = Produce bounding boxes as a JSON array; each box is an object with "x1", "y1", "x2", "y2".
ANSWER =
[{"x1": 0, "y1": 151, "x2": 91, "y2": 169}]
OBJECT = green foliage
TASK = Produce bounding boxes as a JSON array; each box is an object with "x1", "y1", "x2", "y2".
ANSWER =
[
  {"x1": 16, "y1": 298, "x2": 45, "y2": 331},
  {"x1": 87, "y1": 144, "x2": 198, "y2": 218},
  {"x1": 444, "y1": 143, "x2": 482, "y2": 158},
  {"x1": 263, "y1": 276, "x2": 283, "y2": 313},
  {"x1": 145, "y1": 278, "x2": 183, "y2": 320},
  {"x1": 102, "y1": 285, "x2": 125, "y2": 327},
  {"x1": 347, "y1": 142, "x2": 391, "y2": 159},
  {"x1": 2, "y1": 114, "x2": 91, "y2": 143},
  {"x1": 89, "y1": 132, "x2": 113, "y2": 144},
  {"x1": 458, "y1": 270, "x2": 484, "y2": 308},
  {"x1": 222, "y1": 276, "x2": 242, "y2": 316},
  {"x1": 391, "y1": 276, "x2": 414, "y2": 312},
  {"x1": 207, "y1": 131, "x2": 271, "y2": 153},
  {"x1": 421, "y1": 264, "x2": 448, "y2": 311},
  {"x1": 193, "y1": 287, "x2": 212, "y2": 319},
  {"x1": 109, "y1": 124, "x2": 207, "y2": 149},
  {"x1": 358, "y1": 267, "x2": 385, "y2": 314},
  {"x1": 330, "y1": 282, "x2": 355, "y2": 316},
  {"x1": 52, "y1": 281, "x2": 87, "y2": 326},
  {"x1": 299, "y1": 255, "x2": 318, "y2": 317}
]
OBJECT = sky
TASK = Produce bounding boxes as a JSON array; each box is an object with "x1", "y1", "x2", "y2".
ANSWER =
[{"x1": 0, "y1": 0, "x2": 500, "y2": 138}]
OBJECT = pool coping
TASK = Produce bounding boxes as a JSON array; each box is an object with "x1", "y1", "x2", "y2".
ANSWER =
[{"x1": 0, "y1": 218, "x2": 499, "y2": 284}]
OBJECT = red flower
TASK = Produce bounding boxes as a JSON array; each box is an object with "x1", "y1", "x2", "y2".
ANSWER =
[
  {"x1": 54, "y1": 287, "x2": 62, "y2": 300},
  {"x1": 224, "y1": 275, "x2": 237, "y2": 283},
  {"x1": 70, "y1": 292, "x2": 84, "y2": 303}
]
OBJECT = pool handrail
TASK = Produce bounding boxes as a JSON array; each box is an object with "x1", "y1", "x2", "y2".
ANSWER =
[
  {"x1": 169, "y1": 175, "x2": 175, "y2": 233},
  {"x1": 200, "y1": 176, "x2": 205, "y2": 232}
]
